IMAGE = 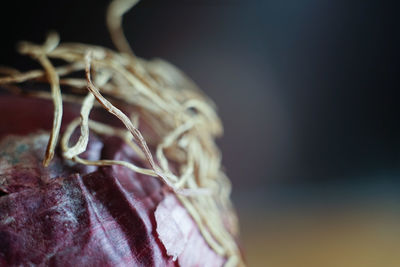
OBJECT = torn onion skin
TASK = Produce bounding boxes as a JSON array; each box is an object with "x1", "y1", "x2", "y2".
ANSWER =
[{"x1": 0, "y1": 95, "x2": 226, "y2": 266}]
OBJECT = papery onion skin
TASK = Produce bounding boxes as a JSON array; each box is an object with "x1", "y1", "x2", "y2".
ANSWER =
[{"x1": 0, "y1": 94, "x2": 225, "y2": 266}]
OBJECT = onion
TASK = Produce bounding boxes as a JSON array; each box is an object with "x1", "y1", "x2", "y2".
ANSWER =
[
  {"x1": 0, "y1": 0, "x2": 244, "y2": 266},
  {"x1": 0, "y1": 95, "x2": 225, "y2": 266}
]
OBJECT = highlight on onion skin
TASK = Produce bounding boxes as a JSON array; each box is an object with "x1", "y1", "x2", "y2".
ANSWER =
[{"x1": 0, "y1": 0, "x2": 245, "y2": 266}]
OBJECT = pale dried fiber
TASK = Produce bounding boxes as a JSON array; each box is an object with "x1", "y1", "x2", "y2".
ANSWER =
[{"x1": 0, "y1": 0, "x2": 244, "y2": 265}]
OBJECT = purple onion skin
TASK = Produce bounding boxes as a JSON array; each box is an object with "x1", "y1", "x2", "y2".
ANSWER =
[{"x1": 0, "y1": 95, "x2": 223, "y2": 267}]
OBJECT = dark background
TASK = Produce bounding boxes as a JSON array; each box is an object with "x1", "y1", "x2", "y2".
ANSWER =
[{"x1": 1, "y1": 1, "x2": 399, "y2": 266}]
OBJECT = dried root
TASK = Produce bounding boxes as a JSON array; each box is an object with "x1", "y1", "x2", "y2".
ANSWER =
[{"x1": 0, "y1": 0, "x2": 244, "y2": 266}]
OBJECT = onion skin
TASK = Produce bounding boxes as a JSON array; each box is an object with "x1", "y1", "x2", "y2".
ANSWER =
[{"x1": 0, "y1": 95, "x2": 224, "y2": 266}]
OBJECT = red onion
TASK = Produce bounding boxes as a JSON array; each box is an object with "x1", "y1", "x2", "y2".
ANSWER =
[
  {"x1": 0, "y1": 95, "x2": 226, "y2": 266},
  {"x1": 0, "y1": 1, "x2": 244, "y2": 265}
]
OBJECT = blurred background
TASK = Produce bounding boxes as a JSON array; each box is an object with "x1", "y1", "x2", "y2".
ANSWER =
[{"x1": 1, "y1": 0, "x2": 399, "y2": 266}]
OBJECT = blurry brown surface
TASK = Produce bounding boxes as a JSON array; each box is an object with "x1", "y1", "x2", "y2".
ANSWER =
[{"x1": 241, "y1": 208, "x2": 400, "y2": 267}]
